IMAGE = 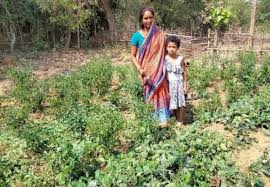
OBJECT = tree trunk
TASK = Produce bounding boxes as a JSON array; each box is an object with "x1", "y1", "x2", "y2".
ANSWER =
[
  {"x1": 94, "y1": 19, "x2": 97, "y2": 37},
  {"x1": 207, "y1": 28, "x2": 211, "y2": 48},
  {"x1": 9, "y1": 25, "x2": 16, "y2": 53},
  {"x1": 214, "y1": 28, "x2": 219, "y2": 48},
  {"x1": 248, "y1": 0, "x2": 257, "y2": 49},
  {"x1": 65, "y1": 30, "x2": 71, "y2": 49},
  {"x1": 77, "y1": 28, "x2": 80, "y2": 48},
  {"x1": 52, "y1": 28, "x2": 56, "y2": 48},
  {"x1": 100, "y1": 0, "x2": 119, "y2": 42}
]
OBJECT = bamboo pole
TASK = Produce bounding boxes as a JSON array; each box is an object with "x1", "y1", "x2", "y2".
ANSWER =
[{"x1": 248, "y1": 0, "x2": 257, "y2": 49}]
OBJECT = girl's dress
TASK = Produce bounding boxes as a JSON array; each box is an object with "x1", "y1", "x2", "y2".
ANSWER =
[{"x1": 165, "y1": 55, "x2": 186, "y2": 110}]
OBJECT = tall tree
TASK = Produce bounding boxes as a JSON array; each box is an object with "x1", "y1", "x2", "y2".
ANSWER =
[
  {"x1": 153, "y1": 0, "x2": 206, "y2": 34},
  {"x1": 208, "y1": 7, "x2": 232, "y2": 47},
  {"x1": 100, "y1": 0, "x2": 119, "y2": 41},
  {"x1": 223, "y1": 0, "x2": 251, "y2": 29},
  {"x1": 257, "y1": 0, "x2": 270, "y2": 32},
  {"x1": 34, "y1": 0, "x2": 93, "y2": 48},
  {"x1": 0, "y1": 0, "x2": 40, "y2": 52}
]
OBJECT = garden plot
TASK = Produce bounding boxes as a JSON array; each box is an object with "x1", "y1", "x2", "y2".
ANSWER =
[{"x1": 0, "y1": 49, "x2": 269, "y2": 186}]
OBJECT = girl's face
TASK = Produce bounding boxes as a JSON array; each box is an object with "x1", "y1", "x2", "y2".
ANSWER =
[
  {"x1": 166, "y1": 42, "x2": 178, "y2": 56},
  {"x1": 142, "y1": 11, "x2": 154, "y2": 29}
]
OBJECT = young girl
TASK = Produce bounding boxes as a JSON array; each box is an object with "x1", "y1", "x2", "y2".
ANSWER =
[{"x1": 165, "y1": 36, "x2": 187, "y2": 125}]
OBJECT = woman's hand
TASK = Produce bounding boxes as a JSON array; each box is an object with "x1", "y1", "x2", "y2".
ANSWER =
[
  {"x1": 139, "y1": 68, "x2": 146, "y2": 77},
  {"x1": 146, "y1": 93, "x2": 154, "y2": 103}
]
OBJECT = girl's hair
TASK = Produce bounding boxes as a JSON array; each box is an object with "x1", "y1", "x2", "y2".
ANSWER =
[
  {"x1": 139, "y1": 7, "x2": 155, "y2": 29},
  {"x1": 166, "y1": 35, "x2": 181, "y2": 48}
]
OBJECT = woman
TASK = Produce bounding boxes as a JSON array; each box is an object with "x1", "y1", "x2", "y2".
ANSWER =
[{"x1": 130, "y1": 7, "x2": 170, "y2": 126}]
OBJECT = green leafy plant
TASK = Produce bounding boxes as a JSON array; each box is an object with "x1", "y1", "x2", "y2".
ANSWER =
[
  {"x1": 237, "y1": 52, "x2": 258, "y2": 92},
  {"x1": 78, "y1": 58, "x2": 113, "y2": 97},
  {"x1": 93, "y1": 127, "x2": 253, "y2": 186},
  {"x1": 57, "y1": 102, "x2": 89, "y2": 134},
  {"x1": 226, "y1": 79, "x2": 246, "y2": 104},
  {"x1": 116, "y1": 65, "x2": 144, "y2": 100},
  {"x1": 258, "y1": 55, "x2": 270, "y2": 84},
  {"x1": 3, "y1": 107, "x2": 29, "y2": 132},
  {"x1": 224, "y1": 52, "x2": 259, "y2": 104},
  {"x1": 6, "y1": 68, "x2": 48, "y2": 112},
  {"x1": 1, "y1": 54, "x2": 268, "y2": 186},
  {"x1": 221, "y1": 59, "x2": 237, "y2": 83},
  {"x1": 215, "y1": 86, "x2": 270, "y2": 145},
  {"x1": 195, "y1": 91, "x2": 223, "y2": 122},
  {"x1": 85, "y1": 104, "x2": 126, "y2": 150},
  {"x1": 188, "y1": 56, "x2": 220, "y2": 97},
  {"x1": 250, "y1": 149, "x2": 270, "y2": 177}
]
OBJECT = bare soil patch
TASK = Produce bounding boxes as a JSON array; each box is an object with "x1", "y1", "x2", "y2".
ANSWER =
[
  {"x1": 233, "y1": 130, "x2": 270, "y2": 173},
  {"x1": 233, "y1": 130, "x2": 270, "y2": 185},
  {"x1": 0, "y1": 79, "x2": 13, "y2": 96},
  {"x1": 202, "y1": 123, "x2": 234, "y2": 140}
]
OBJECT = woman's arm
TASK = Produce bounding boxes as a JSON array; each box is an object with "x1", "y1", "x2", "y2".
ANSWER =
[{"x1": 130, "y1": 46, "x2": 145, "y2": 76}]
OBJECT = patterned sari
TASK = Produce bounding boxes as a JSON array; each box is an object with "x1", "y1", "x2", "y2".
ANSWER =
[{"x1": 137, "y1": 24, "x2": 170, "y2": 122}]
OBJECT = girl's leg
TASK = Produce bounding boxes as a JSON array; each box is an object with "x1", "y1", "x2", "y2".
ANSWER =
[
  {"x1": 175, "y1": 107, "x2": 185, "y2": 123},
  {"x1": 174, "y1": 108, "x2": 180, "y2": 123},
  {"x1": 178, "y1": 107, "x2": 185, "y2": 124},
  {"x1": 175, "y1": 108, "x2": 183, "y2": 127},
  {"x1": 174, "y1": 109, "x2": 180, "y2": 122}
]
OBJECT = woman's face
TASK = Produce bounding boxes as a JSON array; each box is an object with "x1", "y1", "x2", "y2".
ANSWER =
[{"x1": 142, "y1": 11, "x2": 154, "y2": 29}]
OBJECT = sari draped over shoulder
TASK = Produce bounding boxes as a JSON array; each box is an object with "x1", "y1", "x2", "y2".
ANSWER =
[{"x1": 137, "y1": 24, "x2": 170, "y2": 122}]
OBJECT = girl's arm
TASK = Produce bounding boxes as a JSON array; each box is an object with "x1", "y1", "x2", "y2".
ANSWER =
[{"x1": 182, "y1": 58, "x2": 187, "y2": 94}]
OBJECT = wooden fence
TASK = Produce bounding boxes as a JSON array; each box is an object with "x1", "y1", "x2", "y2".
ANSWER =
[{"x1": 1, "y1": 30, "x2": 270, "y2": 58}]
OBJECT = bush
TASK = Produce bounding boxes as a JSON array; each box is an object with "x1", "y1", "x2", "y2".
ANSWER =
[
  {"x1": 0, "y1": 133, "x2": 39, "y2": 186},
  {"x1": 3, "y1": 107, "x2": 29, "y2": 132},
  {"x1": 21, "y1": 122, "x2": 70, "y2": 154},
  {"x1": 221, "y1": 59, "x2": 237, "y2": 83},
  {"x1": 188, "y1": 56, "x2": 220, "y2": 96},
  {"x1": 45, "y1": 139, "x2": 104, "y2": 186},
  {"x1": 6, "y1": 68, "x2": 48, "y2": 112},
  {"x1": 116, "y1": 65, "x2": 144, "y2": 99},
  {"x1": 85, "y1": 104, "x2": 126, "y2": 150},
  {"x1": 226, "y1": 79, "x2": 246, "y2": 104},
  {"x1": 107, "y1": 90, "x2": 130, "y2": 111},
  {"x1": 49, "y1": 74, "x2": 90, "y2": 111},
  {"x1": 195, "y1": 91, "x2": 223, "y2": 122},
  {"x1": 224, "y1": 52, "x2": 260, "y2": 104},
  {"x1": 236, "y1": 52, "x2": 258, "y2": 92},
  {"x1": 258, "y1": 55, "x2": 270, "y2": 84},
  {"x1": 49, "y1": 58, "x2": 113, "y2": 112},
  {"x1": 57, "y1": 102, "x2": 89, "y2": 134},
  {"x1": 78, "y1": 58, "x2": 113, "y2": 97}
]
